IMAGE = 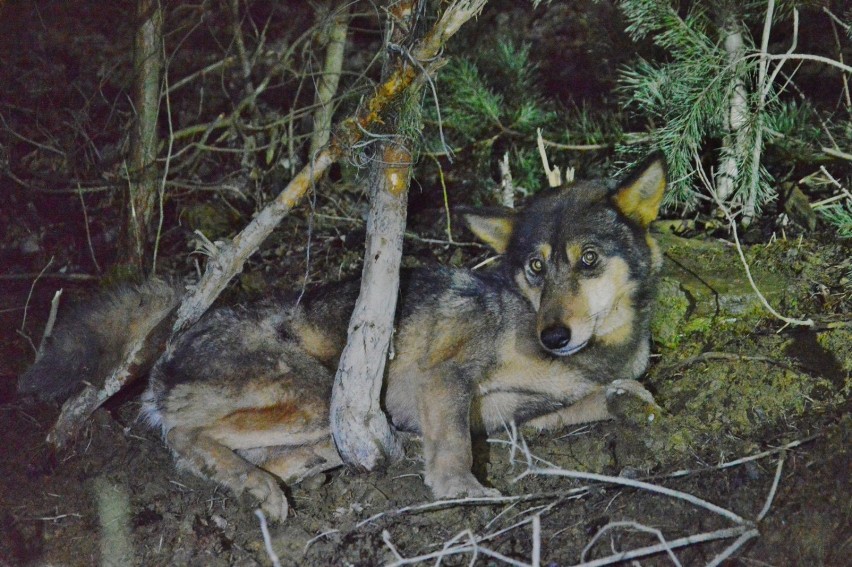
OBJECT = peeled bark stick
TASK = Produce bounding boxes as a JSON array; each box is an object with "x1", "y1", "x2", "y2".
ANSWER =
[
  {"x1": 330, "y1": 143, "x2": 412, "y2": 470},
  {"x1": 330, "y1": 0, "x2": 488, "y2": 473},
  {"x1": 327, "y1": 0, "x2": 421, "y2": 474},
  {"x1": 47, "y1": 0, "x2": 488, "y2": 449}
]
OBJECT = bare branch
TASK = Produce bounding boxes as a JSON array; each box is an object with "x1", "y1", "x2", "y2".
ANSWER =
[{"x1": 695, "y1": 153, "x2": 814, "y2": 327}]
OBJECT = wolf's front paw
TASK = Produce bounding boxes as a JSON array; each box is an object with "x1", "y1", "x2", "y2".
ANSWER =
[
  {"x1": 427, "y1": 471, "x2": 501, "y2": 500},
  {"x1": 241, "y1": 469, "x2": 289, "y2": 522},
  {"x1": 606, "y1": 379, "x2": 662, "y2": 426}
]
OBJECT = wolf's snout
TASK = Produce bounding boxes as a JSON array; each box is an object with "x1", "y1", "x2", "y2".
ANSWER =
[{"x1": 540, "y1": 325, "x2": 571, "y2": 351}]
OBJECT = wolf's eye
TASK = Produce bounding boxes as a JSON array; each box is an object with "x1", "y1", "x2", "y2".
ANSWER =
[
  {"x1": 581, "y1": 249, "x2": 599, "y2": 268},
  {"x1": 528, "y1": 258, "x2": 544, "y2": 274}
]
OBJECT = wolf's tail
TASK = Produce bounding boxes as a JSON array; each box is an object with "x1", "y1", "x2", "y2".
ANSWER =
[{"x1": 18, "y1": 279, "x2": 183, "y2": 403}]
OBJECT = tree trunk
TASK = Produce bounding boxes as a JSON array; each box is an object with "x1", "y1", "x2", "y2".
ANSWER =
[
  {"x1": 716, "y1": 14, "x2": 755, "y2": 225},
  {"x1": 327, "y1": 0, "x2": 423, "y2": 471},
  {"x1": 120, "y1": 0, "x2": 164, "y2": 271},
  {"x1": 329, "y1": 141, "x2": 412, "y2": 469},
  {"x1": 310, "y1": 3, "x2": 351, "y2": 158}
]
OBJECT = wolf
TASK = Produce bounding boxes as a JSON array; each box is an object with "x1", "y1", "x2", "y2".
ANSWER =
[{"x1": 20, "y1": 155, "x2": 667, "y2": 522}]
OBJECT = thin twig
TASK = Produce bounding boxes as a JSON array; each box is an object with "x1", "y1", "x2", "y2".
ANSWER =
[
  {"x1": 355, "y1": 490, "x2": 578, "y2": 530},
  {"x1": 36, "y1": 513, "x2": 83, "y2": 521},
  {"x1": 537, "y1": 128, "x2": 563, "y2": 188},
  {"x1": 18, "y1": 256, "x2": 55, "y2": 356},
  {"x1": 37, "y1": 289, "x2": 63, "y2": 359},
  {"x1": 313, "y1": 211, "x2": 484, "y2": 248},
  {"x1": 581, "y1": 521, "x2": 681, "y2": 567},
  {"x1": 531, "y1": 514, "x2": 541, "y2": 567},
  {"x1": 818, "y1": 165, "x2": 852, "y2": 197},
  {"x1": 761, "y1": 52, "x2": 852, "y2": 75},
  {"x1": 0, "y1": 273, "x2": 97, "y2": 281},
  {"x1": 704, "y1": 529, "x2": 760, "y2": 567},
  {"x1": 77, "y1": 184, "x2": 101, "y2": 273},
  {"x1": 303, "y1": 529, "x2": 339, "y2": 554},
  {"x1": 576, "y1": 526, "x2": 757, "y2": 567},
  {"x1": 820, "y1": 147, "x2": 852, "y2": 161},
  {"x1": 826, "y1": 9, "x2": 851, "y2": 111},
  {"x1": 744, "y1": 0, "x2": 775, "y2": 221},
  {"x1": 429, "y1": 154, "x2": 454, "y2": 241},
  {"x1": 541, "y1": 138, "x2": 610, "y2": 151},
  {"x1": 695, "y1": 153, "x2": 814, "y2": 327},
  {"x1": 254, "y1": 509, "x2": 282, "y2": 567},
  {"x1": 660, "y1": 435, "x2": 817, "y2": 480},
  {"x1": 757, "y1": 452, "x2": 785, "y2": 522},
  {"x1": 498, "y1": 152, "x2": 515, "y2": 208},
  {"x1": 384, "y1": 532, "x2": 529, "y2": 567}
]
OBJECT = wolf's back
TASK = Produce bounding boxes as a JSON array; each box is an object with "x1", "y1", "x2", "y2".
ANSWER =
[{"x1": 18, "y1": 279, "x2": 183, "y2": 403}]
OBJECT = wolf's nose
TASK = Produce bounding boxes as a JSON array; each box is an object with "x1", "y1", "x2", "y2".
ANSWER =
[{"x1": 540, "y1": 325, "x2": 571, "y2": 350}]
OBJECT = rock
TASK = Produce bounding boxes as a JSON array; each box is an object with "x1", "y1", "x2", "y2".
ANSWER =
[
  {"x1": 782, "y1": 183, "x2": 817, "y2": 232},
  {"x1": 650, "y1": 232, "x2": 793, "y2": 348}
]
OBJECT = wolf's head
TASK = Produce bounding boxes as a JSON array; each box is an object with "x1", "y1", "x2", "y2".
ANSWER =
[{"x1": 464, "y1": 155, "x2": 666, "y2": 357}]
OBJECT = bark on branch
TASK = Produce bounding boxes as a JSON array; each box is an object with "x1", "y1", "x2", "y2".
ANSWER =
[
  {"x1": 119, "y1": 0, "x2": 163, "y2": 270},
  {"x1": 310, "y1": 3, "x2": 351, "y2": 157},
  {"x1": 48, "y1": 0, "x2": 488, "y2": 449}
]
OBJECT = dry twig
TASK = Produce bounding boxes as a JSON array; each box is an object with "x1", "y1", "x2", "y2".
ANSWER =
[{"x1": 695, "y1": 152, "x2": 814, "y2": 327}]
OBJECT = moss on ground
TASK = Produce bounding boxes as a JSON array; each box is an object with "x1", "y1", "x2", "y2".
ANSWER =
[{"x1": 643, "y1": 234, "x2": 849, "y2": 463}]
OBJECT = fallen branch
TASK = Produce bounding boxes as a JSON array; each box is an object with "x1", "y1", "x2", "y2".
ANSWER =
[
  {"x1": 355, "y1": 490, "x2": 582, "y2": 530},
  {"x1": 822, "y1": 146, "x2": 852, "y2": 161},
  {"x1": 579, "y1": 526, "x2": 758, "y2": 567},
  {"x1": 516, "y1": 467, "x2": 749, "y2": 525},
  {"x1": 352, "y1": 428, "x2": 799, "y2": 565},
  {"x1": 36, "y1": 289, "x2": 63, "y2": 359},
  {"x1": 659, "y1": 434, "x2": 818, "y2": 480}
]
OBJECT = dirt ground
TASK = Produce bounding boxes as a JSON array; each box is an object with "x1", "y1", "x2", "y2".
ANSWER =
[{"x1": 1, "y1": 223, "x2": 850, "y2": 566}]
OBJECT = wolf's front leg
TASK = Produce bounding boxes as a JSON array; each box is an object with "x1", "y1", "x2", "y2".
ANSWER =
[
  {"x1": 417, "y1": 376, "x2": 500, "y2": 499},
  {"x1": 604, "y1": 378, "x2": 662, "y2": 425},
  {"x1": 526, "y1": 379, "x2": 661, "y2": 430},
  {"x1": 166, "y1": 426, "x2": 289, "y2": 522}
]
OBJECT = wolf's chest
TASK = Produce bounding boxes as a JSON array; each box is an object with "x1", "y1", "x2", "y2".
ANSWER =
[{"x1": 475, "y1": 347, "x2": 600, "y2": 431}]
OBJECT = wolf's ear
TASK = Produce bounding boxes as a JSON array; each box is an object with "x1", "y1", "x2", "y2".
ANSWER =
[
  {"x1": 612, "y1": 154, "x2": 667, "y2": 228},
  {"x1": 462, "y1": 210, "x2": 515, "y2": 254}
]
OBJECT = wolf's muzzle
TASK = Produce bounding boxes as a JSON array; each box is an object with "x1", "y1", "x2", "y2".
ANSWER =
[
  {"x1": 540, "y1": 325, "x2": 588, "y2": 356},
  {"x1": 540, "y1": 325, "x2": 571, "y2": 351}
]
